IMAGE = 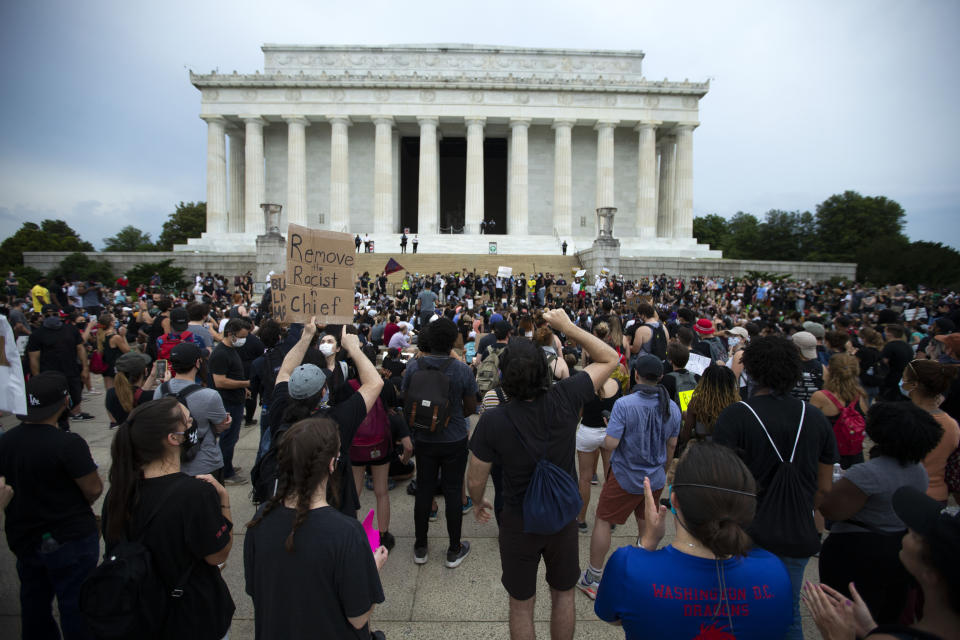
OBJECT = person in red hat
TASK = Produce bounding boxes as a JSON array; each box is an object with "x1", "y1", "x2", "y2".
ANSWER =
[{"x1": 692, "y1": 318, "x2": 727, "y2": 364}]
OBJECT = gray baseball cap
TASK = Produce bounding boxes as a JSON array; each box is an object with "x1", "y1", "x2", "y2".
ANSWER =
[{"x1": 289, "y1": 364, "x2": 327, "y2": 399}]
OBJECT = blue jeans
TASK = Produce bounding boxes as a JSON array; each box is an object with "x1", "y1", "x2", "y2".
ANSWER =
[
  {"x1": 16, "y1": 532, "x2": 99, "y2": 640},
  {"x1": 777, "y1": 555, "x2": 810, "y2": 640},
  {"x1": 220, "y1": 402, "x2": 245, "y2": 479},
  {"x1": 256, "y1": 404, "x2": 271, "y2": 463}
]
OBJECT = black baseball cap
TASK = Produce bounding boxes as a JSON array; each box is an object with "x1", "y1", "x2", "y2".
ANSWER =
[
  {"x1": 41, "y1": 303, "x2": 59, "y2": 315},
  {"x1": 16, "y1": 371, "x2": 69, "y2": 422},
  {"x1": 633, "y1": 354, "x2": 664, "y2": 381},
  {"x1": 169, "y1": 342, "x2": 202, "y2": 369},
  {"x1": 170, "y1": 307, "x2": 189, "y2": 332}
]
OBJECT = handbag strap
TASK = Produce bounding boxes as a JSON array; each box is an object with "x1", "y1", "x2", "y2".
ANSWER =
[
  {"x1": 820, "y1": 389, "x2": 844, "y2": 411},
  {"x1": 738, "y1": 400, "x2": 805, "y2": 463}
]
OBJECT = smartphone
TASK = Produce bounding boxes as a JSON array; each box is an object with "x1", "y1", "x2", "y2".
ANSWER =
[{"x1": 154, "y1": 359, "x2": 167, "y2": 379}]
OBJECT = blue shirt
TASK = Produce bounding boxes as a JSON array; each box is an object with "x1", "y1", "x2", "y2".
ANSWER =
[
  {"x1": 606, "y1": 386, "x2": 681, "y2": 493},
  {"x1": 401, "y1": 355, "x2": 477, "y2": 444},
  {"x1": 595, "y1": 545, "x2": 792, "y2": 640}
]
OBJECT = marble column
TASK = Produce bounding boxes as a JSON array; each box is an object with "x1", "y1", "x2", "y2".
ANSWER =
[
  {"x1": 508, "y1": 118, "x2": 531, "y2": 236},
  {"x1": 673, "y1": 123, "x2": 696, "y2": 239},
  {"x1": 284, "y1": 116, "x2": 309, "y2": 227},
  {"x1": 240, "y1": 115, "x2": 267, "y2": 236},
  {"x1": 657, "y1": 136, "x2": 676, "y2": 238},
  {"x1": 464, "y1": 117, "x2": 485, "y2": 235},
  {"x1": 595, "y1": 121, "x2": 617, "y2": 209},
  {"x1": 635, "y1": 121, "x2": 659, "y2": 240},
  {"x1": 372, "y1": 116, "x2": 394, "y2": 234},
  {"x1": 417, "y1": 117, "x2": 439, "y2": 235},
  {"x1": 201, "y1": 115, "x2": 228, "y2": 235},
  {"x1": 227, "y1": 126, "x2": 245, "y2": 233},
  {"x1": 328, "y1": 116, "x2": 351, "y2": 232},
  {"x1": 552, "y1": 119, "x2": 574, "y2": 237}
]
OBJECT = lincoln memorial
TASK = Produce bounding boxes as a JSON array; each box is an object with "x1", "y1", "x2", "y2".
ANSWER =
[{"x1": 181, "y1": 44, "x2": 720, "y2": 258}]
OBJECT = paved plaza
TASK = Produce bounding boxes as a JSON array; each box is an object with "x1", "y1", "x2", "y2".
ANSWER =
[{"x1": 0, "y1": 377, "x2": 824, "y2": 639}]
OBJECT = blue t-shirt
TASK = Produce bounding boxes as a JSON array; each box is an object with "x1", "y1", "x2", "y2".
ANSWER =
[
  {"x1": 606, "y1": 387, "x2": 682, "y2": 493},
  {"x1": 401, "y1": 355, "x2": 477, "y2": 444},
  {"x1": 595, "y1": 545, "x2": 792, "y2": 640}
]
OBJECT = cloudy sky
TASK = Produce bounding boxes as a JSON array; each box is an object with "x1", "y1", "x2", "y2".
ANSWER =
[{"x1": 1, "y1": 0, "x2": 957, "y2": 250}]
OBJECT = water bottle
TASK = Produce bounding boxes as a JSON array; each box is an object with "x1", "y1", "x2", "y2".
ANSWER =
[
  {"x1": 832, "y1": 463, "x2": 843, "y2": 483},
  {"x1": 40, "y1": 533, "x2": 60, "y2": 554}
]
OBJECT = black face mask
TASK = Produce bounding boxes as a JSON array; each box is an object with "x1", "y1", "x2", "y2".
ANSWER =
[{"x1": 179, "y1": 417, "x2": 201, "y2": 463}]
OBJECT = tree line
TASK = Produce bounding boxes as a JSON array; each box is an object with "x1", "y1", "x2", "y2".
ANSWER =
[{"x1": 693, "y1": 190, "x2": 960, "y2": 288}]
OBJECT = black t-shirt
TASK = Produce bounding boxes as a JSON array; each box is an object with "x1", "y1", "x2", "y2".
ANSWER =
[
  {"x1": 209, "y1": 342, "x2": 246, "y2": 406},
  {"x1": 103, "y1": 473, "x2": 234, "y2": 639},
  {"x1": 713, "y1": 395, "x2": 838, "y2": 556},
  {"x1": 470, "y1": 372, "x2": 595, "y2": 510},
  {"x1": 0, "y1": 423, "x2": 98, "y2": 554},
  {"x1": 105, "y1": 387, "x2": 151, "y2": 424},
  {"x1": 881, "y1": 340, "x2": 915, "y2": 389},
  {"x1": 26, "y1": 324, "x2": 82, "y2": 377},
  {"x1": 244, "y1": 505, "x2": 384, "y2": 640},
  {"x1": 269, "y1": 382, "x2": 367, "y2": 518}
]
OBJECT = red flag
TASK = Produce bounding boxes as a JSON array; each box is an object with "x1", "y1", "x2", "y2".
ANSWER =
[{"x1": 384, "y1": 258, "x2": 404, "y2": 275}]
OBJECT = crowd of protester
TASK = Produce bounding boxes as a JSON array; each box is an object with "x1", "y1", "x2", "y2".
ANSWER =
[{"x1": 0, "y1": 264, "x2": 959, "y2": 640}]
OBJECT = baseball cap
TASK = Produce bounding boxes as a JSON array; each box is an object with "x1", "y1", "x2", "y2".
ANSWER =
[
  {"x1": 791, "y1": 331, "x2": 818, "y2": 360},
  {"x1": 934, "y1": 333, "x2": 960, "y2": 355},
  {"x1": 892, "y1": 486, "x2": 960, "y2": 592},
  {"x1": 728, "y1": 326, "x2": 749, "y2": 340},
  {"x1": 115, "y1": 351, "x2": 152, "y2": 376},
  {"x1": 289, "y1": 364, "x2": 327, "y2": 400},
  {"x1": 41, "y1": 303, "x2": 58, "y2": 315},
  {"x1": 493, "y1": 320, "x2": 512, "y2": 339},
  {"x1": 168, "y1": 342, "x2": 202, "y2": 369},
  {"x1": 802, "y1": 321, "x2": 826, "y2": 339},
  {"x1": 16, "y1": 371, "x2": 69, "y2": 422},
  {"x1": 170, "y1": 307, "x2": 189, "y2": 332},
  {"x1": 632, "y1": 354, "x2": 663, "y2": 381},
  {"x1": 693, "y1": 318, "x2": 715, "y2": 336}
]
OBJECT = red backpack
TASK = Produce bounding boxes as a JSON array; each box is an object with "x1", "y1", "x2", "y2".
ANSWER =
[
  {"x1": 348, "y1": 379, "x2": 392, "y2": 462},
  {"x1": 157, "y1": 331, "x2": 194, "y2": 361},
  {"x1": 822, "y1": 390, "x2": 866, "y2": 456}
]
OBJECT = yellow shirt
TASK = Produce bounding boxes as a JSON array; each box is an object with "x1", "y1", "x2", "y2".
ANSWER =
[{"x1": 30, "y1": 284, "x2": 50, "y2": 312}]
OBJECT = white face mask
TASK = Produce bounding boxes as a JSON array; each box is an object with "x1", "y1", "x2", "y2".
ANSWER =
[
  {"x1": 319, "y1": 343, "x2": 336, "y2": 357},
  {"x1": 525, "y1": 331, "x2": 534, "y2": 338},
  {"x1": 232, "y1": 337, "x2": 247, "y2": 347}
]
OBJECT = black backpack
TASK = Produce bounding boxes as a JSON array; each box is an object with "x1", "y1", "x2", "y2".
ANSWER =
[
  {"x1": 250, "y1": 422, "x2": 290, "y2": 504},
  {"x1": 738, "y1": 400, "x2": 821, "y2": 558},
  {"x1": 157, "y1": 382, "x2": 204, "y2": 462},
  {"x1": 403, "y1": 357, "x2": 454, "y2": 432},
  {"x1": 259, "y1": 347, "x2": 285, "y2": 405},
  {"x1": 80, "y1": 478, "x2": 194, "y2": 639},
  {"x1": 646, "y1": 323, "x2": 668, "y2": 360}
]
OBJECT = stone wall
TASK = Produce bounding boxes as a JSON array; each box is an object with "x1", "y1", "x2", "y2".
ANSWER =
[
  {"x1": 578, "y1": 248, "x2": 857, "y2": 281},
  {"x1": 22, "y1": 252, "x2": 256, "y2": 280}
]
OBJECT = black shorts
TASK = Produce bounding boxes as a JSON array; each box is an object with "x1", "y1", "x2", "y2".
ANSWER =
[
  {"x1": 67, "y1": 376, "x2": 83, "y2": 409},
  {"x1": 352, "y1": 454, "x2": 391, "y2": 467},
  {"x1": 498, "y1": 507, "x2": 579, "y2": 601}
]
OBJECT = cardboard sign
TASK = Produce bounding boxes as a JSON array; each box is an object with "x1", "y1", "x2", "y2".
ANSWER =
[
  {"x1": 497, "y1": 266, "x2": 512, "y2": 278},
  {"x1": 574, "y1": 269, "x2": 586, "y2": 278},
  {"x1": 548, "y1": 285, "x2": 567, "y2": 298},
  {"x1": 273, "y1": 224, "x2": 356, "y2": 325}
]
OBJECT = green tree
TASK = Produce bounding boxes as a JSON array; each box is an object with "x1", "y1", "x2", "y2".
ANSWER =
[
  {"x1": 814, "y1": 191, "x2": 907, "y2": 262},
  {"x1": 47, "y1": 252, "x2": 114, "y2": 284},
  {"x1": 103, "y1": 225, "x2": 156, "y2": 252},
  {"x1": 725, "y1": 212, "x2": 761, "y2": 259},
  {"x1": 692, "y1": 214, "x2": 730, "y2": 251},
  {"x1": 156, "y1": 202, "x2": 206, "y2": 250},
  {"x1": 127, "y1": 259, "x2": 186, "y2": 291},
  {"x1": 0, "y1": 219, "x2": 94, "y2": 269},
  {"x1": 858, "y1": 239, "x2": 960, "y2": 289}
]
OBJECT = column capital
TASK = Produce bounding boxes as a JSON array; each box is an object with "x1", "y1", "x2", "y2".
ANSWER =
[
  {"x1": 509, "y1": 117, "x2": 532, "y2": 128},
  {"x1": 327, "y1": 115, "x2": 352, "y2": 127},
  {"x1": 200, "y1": 114, "x2": 227, "y2": 126},
  {"x1": 282, "y1": 115, "x2": 311, "y2": 126},
  {"x1": 417, "y1": 116, "x2": 439, "y2": 127},
  {"x1": 464, "y1": 116, "x2": 486, "y2": 127},
  {"x1": 552, "y1": 119, "x2": 576, "y2": 129},
  {"x1": 594, "y1": 119, "x2": 619, "y2": 130},
  {"x1": 238, "y1": 114, "x2": 268, "y2": 127},
  {"x1": 674, "y1": 121, "x2": 700, "y2": 132},
  {"x1": 635, "y1": 120, "x2": 662, "y2": 131},
  {"x1": 372, "y1": 115, "x2": 394, "y2": 126}
]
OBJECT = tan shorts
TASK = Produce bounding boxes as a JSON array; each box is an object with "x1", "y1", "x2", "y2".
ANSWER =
[{"x1": 595, "y1": 468, "x2": 662, "y2": 525}]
